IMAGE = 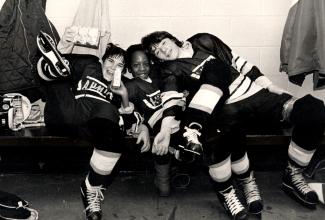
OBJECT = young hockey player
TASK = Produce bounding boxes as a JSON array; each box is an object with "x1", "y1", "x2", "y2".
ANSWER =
[
  {"x1": 142, "y1": 31, "x2": 325, "y2": 219},
  {"x1": 36, "y1": 31, "x2": 150, "y2": 220},
  {"x1": 125, "y1": 44, "x2": 189, "y2": 196}
]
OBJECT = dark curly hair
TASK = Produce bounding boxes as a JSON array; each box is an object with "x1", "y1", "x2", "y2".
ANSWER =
[
  {"x1": 141, "y1": 31, "x2": 183, "y2": 63},
  {"x1": 102, "y1": 43, "x2": 127, "y2": 73},
  {"x1": 125, "y1": 44, "x2": 150, "y2": 70}
]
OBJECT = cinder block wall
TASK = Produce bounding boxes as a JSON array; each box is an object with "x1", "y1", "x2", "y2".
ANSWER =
[{"x1": 44, "y1": 0, "x2": 324, "y2": 100}]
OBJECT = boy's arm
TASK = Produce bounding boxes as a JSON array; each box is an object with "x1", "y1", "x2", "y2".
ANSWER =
[
  {"x1": 231, "y1": 52, "x2": 287, "y2": 94},
  {"x1": 152, "y1": 67, "x2": 183, "y2": 155},
  {"x1": 196, "y1": 33, "x2": 287, "y2": 95},
  {"x1": 160, "y1": 67, "x2": 186, "y2": 119}
]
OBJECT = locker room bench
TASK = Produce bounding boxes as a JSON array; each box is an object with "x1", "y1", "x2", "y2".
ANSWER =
[
  {"x1": 0, "y1": 126, "x2": 325, "y2": 174},
  {"x1": 1, "y1": 126, "x2": 325, "y2": 148},
  {"x1": 0, "y1": 126, "x2": 298, "y2": 148}
]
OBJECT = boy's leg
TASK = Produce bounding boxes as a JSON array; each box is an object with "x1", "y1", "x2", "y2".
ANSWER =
[
  {"x1": 214, "y1": 101, "x2": 263, "y2": 215},
  {"x1": 154, "y1": 155, "x2": 171, "y2": 197},
  {"x1": 81, "y1": 117, "x2": 123, "y2": 220},
  {"x1": 209, "y1": 156, "x2": 248, "y2": 220},
  {"x1": 81, "y1": 149, "x2": 121, "y2": 220},
  {"x1": 246, "y1": 90, "x2": 324, "y2": 208},
  {"x1": 283, "y1": 94, "x2": 325, "y2": 207},
  {"x1": 205, "y1": 125, "x2": 248, "y2": 220},
  {"x1": 39, "y1": 75, "x2": 80, "y2": 127},
  {"x1": 232, "y1": 150, "x2": 263, "y2": 214},
  {"x1": 178, "y1": 60, "x2": 231, "y2": 158}
]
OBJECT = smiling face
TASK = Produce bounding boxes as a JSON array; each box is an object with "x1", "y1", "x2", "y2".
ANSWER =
[
  {"x1": 129, "y1": 50, "x2": 150, "y2": 80},
  {"x1": 151, "y1": 38, "x2": 181, "y2": 61},
  {"x1": 102, "y1": 55, "x2": 125, "y2": 82}
]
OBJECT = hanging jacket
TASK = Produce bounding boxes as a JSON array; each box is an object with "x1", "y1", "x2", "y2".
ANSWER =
[
  {"x1": 0, "y1": 0, "x2": 59, "y2": 94},
  {"x1": 280, "y1": 0, "x2": 325, "y2": 90}
]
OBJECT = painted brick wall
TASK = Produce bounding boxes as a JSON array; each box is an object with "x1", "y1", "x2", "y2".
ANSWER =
[{"x1": 44, "y1": 0, "x2": 324, "y2": 100}]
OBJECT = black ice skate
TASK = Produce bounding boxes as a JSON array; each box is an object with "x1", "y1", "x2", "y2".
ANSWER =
[
  {"x1": 237, "y1": 171, "x2": 263, "y2": 214},
  {"x1": 80, "y1": 179, "x2": 105, "y2": 220},
  {"x1": 36, "y1": 31, "x2": 70, "y2": 78},
  {"x1": 282, "y1": 162, "x2": 319, "y2": 208},
  {"x1": 217, "y1": 186, "x2": 248, "y2": 220},
  {"x1": 180, "y1": 122, "x2": 203, "y2": 157}
]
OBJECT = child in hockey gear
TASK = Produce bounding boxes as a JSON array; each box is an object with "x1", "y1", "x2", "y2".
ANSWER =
[
  {"x1": 37, "y1": 34, "x2": 150, "y2": 220},
  {"x1": 125, "y1": 44, "x2": 188, "y2": 196},
  {"x1": 142, "y1": 31, "x2": 325, "y2": 218}
]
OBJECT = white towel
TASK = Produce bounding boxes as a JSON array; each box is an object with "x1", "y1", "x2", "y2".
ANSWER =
[{"x1": 58, "y1": 0, "x2": 111, "y2": 59}]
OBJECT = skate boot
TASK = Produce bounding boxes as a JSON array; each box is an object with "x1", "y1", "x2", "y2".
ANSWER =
[
  {"x1": 217, "y1": 186, "x2": 248, "y2": 220},
  {"x1": 179, "y1": 122, "x2": 203, "y2": 158},
  {"x1": 282, "y1": 162, "x2": 318, "y2": 208},
  {"x1": 154, "y1": 162, "x2": 171, "y2": 197},
  {"x1": 237, "y1": 171, "x2": 263, "y2": 214},
  {"x1": 36, "y1": 31, "x2": 70, "y2": 78},
  {"x1": 80, "y1": 178, "x2": 105, "y2": 220}
]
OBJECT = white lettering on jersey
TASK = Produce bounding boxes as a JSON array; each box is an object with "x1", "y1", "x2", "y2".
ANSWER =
[
  {"x1": 77, "y1": 76, "x2": 113, "y2": 100},
  {"x1": 191, "y1": 55, "x2": 215, "y2": 79}
]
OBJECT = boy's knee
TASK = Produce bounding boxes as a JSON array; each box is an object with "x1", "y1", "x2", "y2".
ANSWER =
[
  {"x1": 290, "y1": 95, "x2": 325, "y2": 125},
  {"x1": 87, "y1": 118, "x2": 123, "y2": 152}
]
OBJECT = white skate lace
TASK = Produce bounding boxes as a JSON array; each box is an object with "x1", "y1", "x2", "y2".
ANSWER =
[
  {"x1": 239, "y1": 173, "x2": 261, "y2": 204},
  {"x1": 290, "y1": 166, "x2": 313, "y2": 194},
  {"x1": 85, "y1": 185, "x2": 105, "y2": 213},
  {"x1": 183, "y1": 126, "x2": 201, "y2": 144},
  {"x1": 44, "y1": 32, "x2": 56, "y2": 47},
  {"x1": 222, "y1": 187, "x2": 245, "y2": 215}
]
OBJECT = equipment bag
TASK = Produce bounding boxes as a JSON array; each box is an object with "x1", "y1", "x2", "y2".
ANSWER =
[
  {"x1": 0, "y1": 93, "x2": 31, "y2": 131},
  {"x1": 0, "y1": 190, "x2": 38, "y2": 220}
]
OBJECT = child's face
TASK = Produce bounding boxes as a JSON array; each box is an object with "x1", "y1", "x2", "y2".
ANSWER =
[
  {"x1": 102, "y1": 55, "x2": 125, "y2": 81},
  {"x1": 151, "y1": 38, "x2": 181, "y2": 61},
  {"x1": 129, "y1": 51, "x2": 150, "y2": 80}
]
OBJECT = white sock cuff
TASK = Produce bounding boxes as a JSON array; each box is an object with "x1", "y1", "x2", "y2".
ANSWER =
[
  {"x1": 288, "y1": 141, "x2": 315, "y2": 167},
  {"x1": 90, "y1": 149, "x2": 121, "y2": 175},
  {"x1": 209, "y1": 156, "x2": 231, "y2": 182},
  {"x1": 231, "y1": 153, "x2": 250, "y2": 175}
]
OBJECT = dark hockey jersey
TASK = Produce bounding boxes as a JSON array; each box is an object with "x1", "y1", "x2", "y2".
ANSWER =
[
  {"x1": 125, "y1": 67, "x2": 185, "y2": 133},
  {"x1": 159, "y1": 33, "x2": 265, "y2": 117},
  {"x1": 126, "y1": 76, "x2": 163, "y2": 132},
  {"x1": 70, "y1": 55, "x2": 119, "y2": 106},
  {"x1": 68, "y1": 55, "x2": 137, "y2": 129}
]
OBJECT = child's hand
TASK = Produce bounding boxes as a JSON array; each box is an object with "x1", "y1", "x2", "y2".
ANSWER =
[
  {"x1": 136, "y1": 124, "x2": 151, "y2": 153},
  {"x1": 152, "y1": 128, "x2": 171, "y2": 155},
  {"x1": 110, "y1": 81, "x2": 128, "y2": 97}
]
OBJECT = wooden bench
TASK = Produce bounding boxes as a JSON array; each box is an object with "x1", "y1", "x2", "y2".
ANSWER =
[
  {"x1": 0, "y1": 127, "x2": 299, "y2": 147},
  {"x1": 0, "y1": 127, "x2": 324, "y2": 174}
]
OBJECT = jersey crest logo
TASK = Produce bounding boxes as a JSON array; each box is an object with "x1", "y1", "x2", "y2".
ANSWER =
[{"x1": 143, "y1": 90, "x2": 162, "y2": 109}]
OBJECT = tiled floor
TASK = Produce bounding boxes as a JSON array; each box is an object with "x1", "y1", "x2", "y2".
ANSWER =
[{"x1": 1, "y1": 171, "x2": 325, "y2": 220}]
